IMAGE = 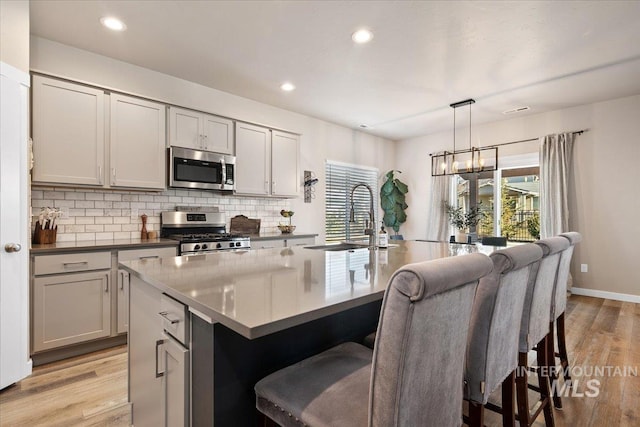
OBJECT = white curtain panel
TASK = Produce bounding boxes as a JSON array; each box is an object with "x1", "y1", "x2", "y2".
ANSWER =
[
  {"x1": 539, "y1": 133, "x2": 575, "y2": 239},
  {"x1": 425, "y1": 175, "x2": 451, "y2": 241}
]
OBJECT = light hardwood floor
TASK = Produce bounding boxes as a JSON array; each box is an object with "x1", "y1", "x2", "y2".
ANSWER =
[{"x1": 1, "y1": 295, "x2": 638, "y2": 426}]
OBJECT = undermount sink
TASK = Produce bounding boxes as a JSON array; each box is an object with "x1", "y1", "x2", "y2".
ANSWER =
[{"x1": 304, "y1": 242, "x2": 371, "y2": 251}]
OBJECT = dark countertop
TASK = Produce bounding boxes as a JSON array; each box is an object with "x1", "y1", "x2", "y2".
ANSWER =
[
  {"x1": 30, "y1": 238, "x2": 180, "y2": 254},
  {"x1": 245, "y1": 232, "x2": 318, "y2": 241}
]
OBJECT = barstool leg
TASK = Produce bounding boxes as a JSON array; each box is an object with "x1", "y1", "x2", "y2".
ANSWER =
[
  {"x1": 548, "y1": 322, "x2": 562, "y2": 409},
  {"x1": 557, "y1": 312, "x2": 572, "y2": 383},
  {"x1": 515, "y1": 352, "x2": 530, "y2": 427},
  {"x1": 501, "y1": 371, "x2": 516, "y2": 427},
  {"x1": 469, "y1": 401, "x2": 484, "y2": 427},
  {"x1": 536, "y1": 336, "x2": 555, "y2": 427}
]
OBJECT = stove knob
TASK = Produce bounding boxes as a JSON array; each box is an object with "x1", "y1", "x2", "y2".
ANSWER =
[
  {"x1": 202, "y1": 244, "x2": 208, "y2": 250},
  {"x1": 216, "y1": 243, "x2": 222, "y2": 249},
  {"x1": 228, "y1": 242, "x2": 234, "y2": 248},
  {"x1": 194, "y1": 244, "x2": 201, "y2": 251},
  {"x1": 235, "y1": 242, "x2": 241, "y2": 247}
]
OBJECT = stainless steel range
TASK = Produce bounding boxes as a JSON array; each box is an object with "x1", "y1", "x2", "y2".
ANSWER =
[{"x1": 161, "y1": 211, "x2": 250, "y2": 255}]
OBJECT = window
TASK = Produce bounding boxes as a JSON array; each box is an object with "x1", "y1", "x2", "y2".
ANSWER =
[
  {"x1": 325, "y1": 161, "x2": 378, "y2": 243},
  {"x1": 453, "y1": 153, "x2": 540, "y2": 242}
]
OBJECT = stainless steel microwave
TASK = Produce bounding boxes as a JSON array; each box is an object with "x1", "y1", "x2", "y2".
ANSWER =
[{"x1": 169, "y1": 147, "x2": 236, "y2": 192}]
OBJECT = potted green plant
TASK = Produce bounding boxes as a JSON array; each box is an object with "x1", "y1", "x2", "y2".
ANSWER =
[
  {"x1": 380, "y1": 170, "x2": 408, "y2": 238},
  {"x1": 445, "y1": 202, "x2": 484, "y2": 243}
]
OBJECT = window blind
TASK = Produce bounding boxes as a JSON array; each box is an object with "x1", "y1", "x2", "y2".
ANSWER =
[{"x1": 325, "y1": 161, "x2": 379, "y2": 243}]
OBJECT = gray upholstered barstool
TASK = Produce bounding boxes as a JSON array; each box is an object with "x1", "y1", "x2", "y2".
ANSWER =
[
  {"x1": 465, "y1": 244, "x2": 543, "y2": 427},
  {"x1": 516, "y1": 236, "x2": 569, "y2": 427},
  {"x1": 254, "y1": 253, "x2": 493, "y2": 427},
  {"x1": 547, "y1": 231, "x2": 582, "y2": 408}
]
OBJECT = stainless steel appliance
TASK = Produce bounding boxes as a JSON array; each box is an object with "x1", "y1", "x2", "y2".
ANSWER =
[
  {"x1": 168, "y1": 147, "x2": 236, "y2": 192},
  {"x1": 161, "y1": 211, "x2": 250, "y2": 255}
]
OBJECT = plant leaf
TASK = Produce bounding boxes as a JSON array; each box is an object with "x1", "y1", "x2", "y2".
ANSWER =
[
  {"x1": 381, "y1": 179, "x2": 394, "y2": 195},
  {"x1": 393, "y1": 179, "x2": 409, "y2": 194},
  {"x1": 381, "y1": 197, "x2": 395, "y2": 210}
]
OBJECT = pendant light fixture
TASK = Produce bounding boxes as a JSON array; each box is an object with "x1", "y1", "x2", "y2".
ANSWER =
[{"x1": 431, "y1": 99, "x2": 498, "y2": 176}]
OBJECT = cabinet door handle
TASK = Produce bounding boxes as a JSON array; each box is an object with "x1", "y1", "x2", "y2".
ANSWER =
[
  {"x1": 139, "y1": 255, "x2": 159, "y2": 260},
  {"x1": 158, "y1": 311, "x2": 180, "y2": 324},
  {"x1": 111, "y1": 168, "x2": 116, "y2": 185},
  {"x1": 203, "y1": 134, "x2": 208, "y2": 150},
  {"x1": 265, "y1": 180, "x2": 269, "y2": 194},
  {"x1": 98, "y1": 166, "x2": 103, "y2": 185},
  {"x1": 104, "y1": 276, "x2": 109, "y2": 293},
  {"x1": 272, "y1": 180, "x2": 277, "y2": 194},
  {"x1": 63, "y1": 261, "x2": 89, "y2": 269},
  {"x1": 155, "y1": 339, "x2": 165, "y2": 378}
]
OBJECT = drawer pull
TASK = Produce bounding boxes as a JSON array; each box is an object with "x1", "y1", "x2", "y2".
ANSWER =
[
  {"x1": 155, "y1": 339, "x2": 165, "y2": 378},
  {"x1": 139, "y1": 255, "x2": 159, "y2": 260},
  {"x1": 63, "y1": 261, "x2": 89, "y2": 268},
  {"x1": 158, "y1": 311, "x2": 180, "y2": 324}
]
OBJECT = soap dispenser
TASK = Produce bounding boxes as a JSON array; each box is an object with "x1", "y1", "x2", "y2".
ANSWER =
[{"x1": 378, "y1": 222, "x2": 389, "y2": 248}]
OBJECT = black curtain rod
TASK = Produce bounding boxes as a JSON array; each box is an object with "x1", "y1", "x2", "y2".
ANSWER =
[{"x1": 429, "y1": 129, "x2": 587, "y2": 156}]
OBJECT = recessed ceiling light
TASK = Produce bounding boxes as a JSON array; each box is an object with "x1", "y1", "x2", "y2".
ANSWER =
[
  {"x1": 502, "y1": 106, "x2": 530, "y2": 115},
  {"x1": 352, "y1": 28, "x2": 374, "y2": 44},
  {"x1": 280, "y1": 82, "x2": 295, "y2": 92},
  {"x1": 100, "y1": 16, "x2": 127, "y2": 31}
]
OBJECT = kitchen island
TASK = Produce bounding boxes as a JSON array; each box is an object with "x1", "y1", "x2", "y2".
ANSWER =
[{"x1": 122, "y1": 241, "x2": 484, "y2": 426}]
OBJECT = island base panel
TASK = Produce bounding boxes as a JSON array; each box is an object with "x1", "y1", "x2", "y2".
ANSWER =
[{"x1": 191, "y1": 300, "x2": 383, "y2": 426}]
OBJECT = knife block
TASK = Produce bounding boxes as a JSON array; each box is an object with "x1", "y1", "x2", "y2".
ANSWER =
[{"x1": 33, "y1": 221, "x2": 57, "y2": 244}]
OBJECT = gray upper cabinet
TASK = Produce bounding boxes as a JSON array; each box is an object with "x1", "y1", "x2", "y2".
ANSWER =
[
  {"x1": 32, "y1": 75, "x2": 105, "y2": 186},
  {"x1": 110, "y1": 94, "x2": 166, "y2": 189},
  {"x1": 168, "y1": 106, "x2": 234, "y2": 154},
  {"x1": 235, "y1": 122, "x2": 271, "y2": 195},
  {"x1": 32, "y1": 75, "x2": 167, "y2": 191},
  {"x1": 271, "y1": 130, "x2": 300, "y2": 197},
  {"x1": 235, "y1": 123, "x2": 299, "y2": 198}
]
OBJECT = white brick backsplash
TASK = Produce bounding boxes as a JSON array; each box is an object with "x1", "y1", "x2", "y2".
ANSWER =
[
  {"x1": 104, "y1": 193, "x2": 122, "y2": 201},
  {"x1": 32, "y1": 186, "x2": 290, "y2": 243},
  {"x1": 44, "y1": 191, "x2": 65, "y2": 199},
  {"x1": 65, "y1": 192, "x2": 85, "y2": 200},
  {"x1": 76, "y1": 201, "x2": 95, "y2": 208},
  {"x1": 85, "y1": 193, "x2": 104, "y2": 201},
  {"x1": 77, "y1": 232, "x2": 96, "y2": 241}
]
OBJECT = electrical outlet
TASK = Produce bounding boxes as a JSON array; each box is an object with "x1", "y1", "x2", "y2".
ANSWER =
[{"x1": 581, "y1": 264, "x2": 588, "y2": 273}]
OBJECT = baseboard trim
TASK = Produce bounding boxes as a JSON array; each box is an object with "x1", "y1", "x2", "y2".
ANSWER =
[{"x1": 571, "y1": 287, "x2": 640, "y2": 304}]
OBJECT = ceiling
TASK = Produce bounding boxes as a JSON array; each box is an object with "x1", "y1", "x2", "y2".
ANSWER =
[{"x1": 29, "y1": 1, "x2": 640, "y2": 141}]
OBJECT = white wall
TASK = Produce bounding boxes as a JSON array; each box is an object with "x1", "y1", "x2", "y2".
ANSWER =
[
  {"x1": 30, "y1": 37, "x2": 396, "y2": 242},
  {"x1": 0, "y1": 0, "x2": 29, "y2": 73},
  {"x1": 397, "y1": 95, "x2": 640, "y2": 297}
]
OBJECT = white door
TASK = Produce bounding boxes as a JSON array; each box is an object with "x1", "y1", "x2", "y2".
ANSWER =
[{"x1": 0, "y1": 62, "x2": 32, "y2": 389}]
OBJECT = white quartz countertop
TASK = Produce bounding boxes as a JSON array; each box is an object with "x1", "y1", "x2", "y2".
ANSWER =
[{"x1": 121, "y1": 241, "x2": 491, "y2": 339}]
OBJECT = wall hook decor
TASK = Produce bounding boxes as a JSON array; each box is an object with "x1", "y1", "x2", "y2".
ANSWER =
[{"x1": 303, "y1": 170, "x2": 318, "y2": 203}]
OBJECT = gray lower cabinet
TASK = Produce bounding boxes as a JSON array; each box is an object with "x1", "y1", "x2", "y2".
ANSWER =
[
  {"x1": 32, "y1": 270, "x2": 111, "y2": 352},
  {"x1": 116, "y1": 269, "x2": 130, "y2": 334},
  {"x1": 129, "y1": 275, "x2": 189, "y2": 427}
]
